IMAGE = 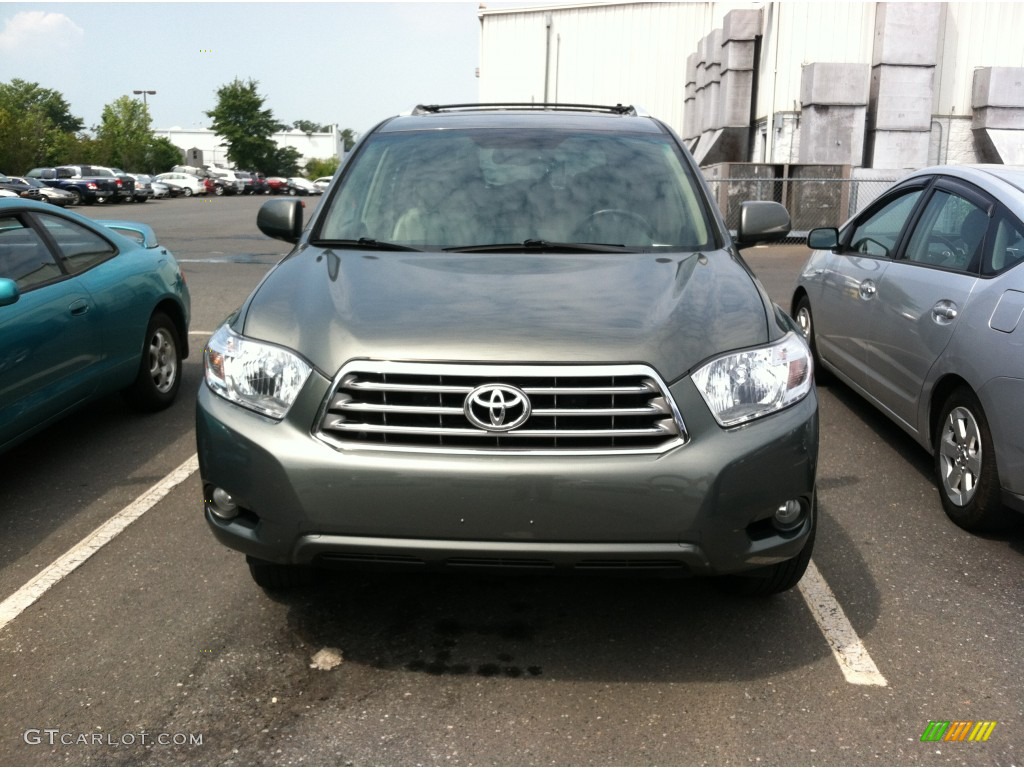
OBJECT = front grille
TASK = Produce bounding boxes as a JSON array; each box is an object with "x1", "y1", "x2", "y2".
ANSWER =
[{"x1": 316, "y1": 362, "x2": 686, "y2": 454}]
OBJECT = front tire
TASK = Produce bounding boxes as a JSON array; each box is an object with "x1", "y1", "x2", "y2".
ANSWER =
[
  {"x1": 717, "y1": 496, "x2": 816, "y2": 597},
  {"x1": 124, "y1": 311, "x2": 182, "y2": 411},
  {"x1": 247, "y1": 556, "x2": 313, "y2": 591},
  {"x1": 182, "y1": 187, "x2": 193, "y2": 197},
  {"x1": 934, "y1": 387, "x2": 1008, "y2": 532}
]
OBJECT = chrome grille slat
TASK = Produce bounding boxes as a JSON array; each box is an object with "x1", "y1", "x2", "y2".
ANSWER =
[{"x1": 316, "y1": 362, "x2": 688, "y2": 454}]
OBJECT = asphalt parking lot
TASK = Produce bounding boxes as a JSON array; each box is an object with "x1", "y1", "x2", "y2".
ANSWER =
[{"x1": 0, "y1": 194, "x2": 1021, "y2": 766}]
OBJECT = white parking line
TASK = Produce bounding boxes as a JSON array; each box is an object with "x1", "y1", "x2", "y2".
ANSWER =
[
  {"x1": 799, "y1": 560, "x2": 888, "y2": 686},
  {"x1": 0, "y1": 455, "x2": 199, "y2": 634}
]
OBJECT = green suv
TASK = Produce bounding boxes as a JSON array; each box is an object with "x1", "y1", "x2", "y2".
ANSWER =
[{"x1": 197, "y1": 104, "x2": 818, "y2": 596}]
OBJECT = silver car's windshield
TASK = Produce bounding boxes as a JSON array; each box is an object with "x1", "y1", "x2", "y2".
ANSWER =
[{"x1": 316, "y1": 128, "x2": 712, "y2": 251}]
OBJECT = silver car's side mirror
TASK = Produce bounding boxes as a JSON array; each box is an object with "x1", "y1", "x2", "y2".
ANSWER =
[{"x1": 807, "y1": 228, "x2": 840, "y2": 250}]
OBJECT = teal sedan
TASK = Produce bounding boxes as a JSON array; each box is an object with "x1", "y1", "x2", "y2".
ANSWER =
[{"x1": 0, "y1": 199, "x2": 190, "y2": 453}]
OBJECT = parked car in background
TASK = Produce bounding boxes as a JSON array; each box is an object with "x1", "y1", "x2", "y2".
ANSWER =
[
  {"x1": 249, "y1": 172, "x2": 270, "y2": 195},
  {"x1": 8, "y1": 176, "x2": 75, "y2": 206},
  {"x1": 207, "y1": 166, "x2": 245, "y2": 194},
  {"x1": 235, "y1": 171, "x2": 255, "y2": 194},
  {"x1": 154, "y1": 172, "x2": 206, "y2": 197},
  {"x1": 793, "y1": 164, "x2": 1024, "y2": 533},
  {"x1": 56, "y1": 165, "x2": 135, "y2": 204},
  {"x1": 0, "y1": 189, "x2": 18, "y2": 198},
  {"x1": 0, "y1": 173, "x2": 43, "y2": 201},
  {"x1": 198, "y1": 103, "x2": 815, "y2": 597},
  {"x1": 127, "y1": 173, "x2": 155, "y2": 202},
  {"x1": 0, "y1": 198, "x2": 191, "y2": 453},
  {"x1": 313, "y1": 176, "x2": 333, "y2": 192},
  {"x1": 265, "y1": 177, "x2": 289, "y2": 194},
  {"x1": 25, "y1": 167, "x2": 118, "y2": 205},
  {"x1": 149, "y1": 179, "x2": 170, "y2": 199},
  {"x1": 285, "y1": 177, "x2": 319, "y2": 196}
]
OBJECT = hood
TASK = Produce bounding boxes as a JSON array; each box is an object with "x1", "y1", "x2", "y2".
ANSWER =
[{"x1": 239, "y1": 246, "x2": 770, "y2": 383}]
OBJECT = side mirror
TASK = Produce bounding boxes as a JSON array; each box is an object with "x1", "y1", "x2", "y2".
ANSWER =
[
  {"x1": 735, "y1": 201, "x2": 791, "y2": 249},
  {"x1": 0, "y1": 277, "x2": 20, "y2": 308},
  {"x1": 807, "y1": 228, "x2": 840, "y2": 250},
  {"x1": 257, "y1": 199, "x2": 304, "y2": 244}
]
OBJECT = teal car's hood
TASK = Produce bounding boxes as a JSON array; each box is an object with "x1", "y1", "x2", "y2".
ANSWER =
[{"x1": 238, "y1": 246, "x2": 771, "y2": 382}]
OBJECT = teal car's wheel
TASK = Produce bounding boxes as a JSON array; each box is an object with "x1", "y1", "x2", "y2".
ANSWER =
[
  {"x1": 935, "y1": 387, "x2": 1009, "y2": 532},
  {"x1": 125, "y1": 311, "x2": 181, "y2": 411}
]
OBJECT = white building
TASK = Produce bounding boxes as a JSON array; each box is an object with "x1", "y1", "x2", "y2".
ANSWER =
[
  {"x1": 478, "y1": 1, "x2": 1024, "y2": 170},
  {"x1": 153, "y1": 126, "x2": 343, "y2": 171}
]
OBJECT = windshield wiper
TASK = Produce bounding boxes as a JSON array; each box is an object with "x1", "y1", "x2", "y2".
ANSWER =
[
  {"x1": 315, "y1": 238, "x2": 423, "y2": 252},
  {"x1": 444, "y1": 239, "x2": 639, "y2": 254}
]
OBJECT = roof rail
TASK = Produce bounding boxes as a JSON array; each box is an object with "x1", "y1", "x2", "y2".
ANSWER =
[{"x1": 410, "y1": 103, "x2": 638, "y2": 117}]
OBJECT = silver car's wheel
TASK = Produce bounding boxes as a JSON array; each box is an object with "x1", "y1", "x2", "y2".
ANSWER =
[
  {"x1": 794, "y1": 294, "x2": 829, "y2": 384},
  {"x1": 935, "y1": 387, "x2": 1008, "y2": 532},
  {"x1": 182, "y1": 187, "x2": 193, "y2": 197}
]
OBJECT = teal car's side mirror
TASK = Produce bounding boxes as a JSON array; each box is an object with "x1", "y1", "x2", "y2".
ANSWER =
[{"x1": 0, "y1": 277, "x2": 19, "y2": 307}]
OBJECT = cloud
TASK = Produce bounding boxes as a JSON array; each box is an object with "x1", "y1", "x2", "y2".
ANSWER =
[{"x1": 0, "y1": 11, "x2": 84, "y2": 55}]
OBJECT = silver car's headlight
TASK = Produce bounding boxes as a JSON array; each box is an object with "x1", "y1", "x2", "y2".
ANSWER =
[
  {"x1": 692, "y1": 332, "x2": 813, "y2": 427},
  {"x1": 204, "y1": 324, "x2": 312, "y2": 419}
]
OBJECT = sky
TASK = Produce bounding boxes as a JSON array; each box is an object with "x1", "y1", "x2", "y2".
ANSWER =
[{"x1": 0, "y1": 1, "x2": 493, "y2": 136}]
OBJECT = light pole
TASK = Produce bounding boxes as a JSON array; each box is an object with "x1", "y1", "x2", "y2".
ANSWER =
[{"x1": 133, "y1": 89, "x2": 156, "y2": 109}]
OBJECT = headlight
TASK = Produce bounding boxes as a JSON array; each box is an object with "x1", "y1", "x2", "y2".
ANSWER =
[
  {"x1": 692, "y1": 332, "x2": 813, "y2": 427},
  {"x1": 204, "y1": 324, "x2": 312, "y2": 419}
]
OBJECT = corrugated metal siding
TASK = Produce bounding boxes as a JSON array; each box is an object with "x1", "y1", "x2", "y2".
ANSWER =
[
  {"x1": 757, "y1": 2, "x2": 875, "y2": 118},
  {"x1": 935, "y1": 2, "x2": 1024, "y2": 114},
  {"x1": 479, "y1": 2, "x2": 751, "y2": 135}
]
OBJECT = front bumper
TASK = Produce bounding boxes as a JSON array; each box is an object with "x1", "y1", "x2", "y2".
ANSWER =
[{"x1": 197, "y1": 373, "x2": 818, "y2": 576}]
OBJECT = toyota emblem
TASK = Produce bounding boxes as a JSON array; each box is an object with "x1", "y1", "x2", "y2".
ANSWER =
[{"x1": 464, "y1": 384, "x2": 531, "y2": 432}]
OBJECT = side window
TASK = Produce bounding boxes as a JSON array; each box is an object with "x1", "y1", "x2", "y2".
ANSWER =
[
  {"x1": 0, "y1": 215, "x2": 63, "y2": 291},
  {"x1": 904, "y1": 190, "x2": 987, "y2": 273},
  {"x1": 985, "y1": 213, "x2": 1024, "y2": 276},
  {"x1": 846, "y1": 189, "x2": 923, "y2": 258},
  {"x1": 37, "y1": 214, "x2": 117, "y2": 274}
]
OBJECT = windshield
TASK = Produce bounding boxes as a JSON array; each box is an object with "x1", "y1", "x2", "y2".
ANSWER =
[{"x1": 316, "y1": 127, "x2": 712, "y2": 251}]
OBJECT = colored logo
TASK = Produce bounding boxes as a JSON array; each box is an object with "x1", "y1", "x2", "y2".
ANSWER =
[{"x1": 920, "y1": 721, "x2": 996, "y2": 742}]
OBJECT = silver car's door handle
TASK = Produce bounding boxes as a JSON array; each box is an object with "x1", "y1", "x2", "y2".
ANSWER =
[
  {"x1": 859, "y1": 280, "x2": 877, "y2": 299},
  {"x1": 932, "y1": 301, "x2": 958, "y2": 322}
]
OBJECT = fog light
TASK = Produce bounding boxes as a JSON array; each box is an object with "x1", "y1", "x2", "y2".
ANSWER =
[
  {"x1": 209, "y1": 487, "x2": 239, "y2": 520},
  {"x1": 773, "y1": 499, "x2": 803, "y2": 531}
]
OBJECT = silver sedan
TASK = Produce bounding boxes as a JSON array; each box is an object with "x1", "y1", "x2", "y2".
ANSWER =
[{"x1": 793, "y1": 164, "x2": 1024, "y2": 532}]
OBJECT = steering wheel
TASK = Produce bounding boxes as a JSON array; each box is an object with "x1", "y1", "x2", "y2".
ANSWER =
[
  {"x1": 925, "y1": 235, "x2": 968, "y2": 267},
  {"x1": 573, "y1": 209, "x2": 653, "y2": 244}
]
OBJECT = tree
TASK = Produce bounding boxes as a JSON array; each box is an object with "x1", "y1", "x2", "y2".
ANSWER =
[
  {"x1": 0, "y1": 79, "x2": 84, "y2": 171},
  {"x1": 205, "y1": 78, "x2": 283, "y2": 171},
  {"x1": 265, "y1": 145, "x2": 302, "y2": 177},
  {"x1": 96, "y1": 95, "x2": 154, "y2": 169},
  {"x1": 339, "y1": 128, "x2": 357, "y2": 152},
  {"x1": 292, "y1": 119, "x2": 330, "y2": 134},
  {"x1": 305, "y1": 156, "x2": 340, "y2": 179},
  {"x1": 148, "y1": 137, "x2": 184, "y2": 174}
]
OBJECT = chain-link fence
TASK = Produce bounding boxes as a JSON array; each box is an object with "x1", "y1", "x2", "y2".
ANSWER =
[{"x1": 704, "y1": 176, "x2": 900, "y2": 243}]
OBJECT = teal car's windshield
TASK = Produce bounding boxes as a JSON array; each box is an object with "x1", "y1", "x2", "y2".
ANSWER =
[{"x1": 315, "y1": 128, "x2": 712, "y2": 251}]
